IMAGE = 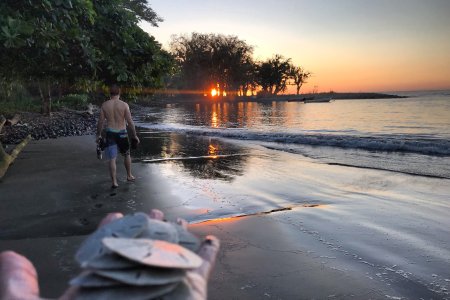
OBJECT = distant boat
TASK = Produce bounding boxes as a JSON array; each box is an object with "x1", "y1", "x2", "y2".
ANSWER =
[
  {"x1": 287, "y1": 97, "x2": 332, "y2": 103},
  {"x1": 304, "y1": 98, "x2": 332, "y2": 103}
]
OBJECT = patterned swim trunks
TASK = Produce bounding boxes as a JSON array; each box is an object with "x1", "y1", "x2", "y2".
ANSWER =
[{"x1": 104, "y1": 128, "x2": 130, "y2": 160}]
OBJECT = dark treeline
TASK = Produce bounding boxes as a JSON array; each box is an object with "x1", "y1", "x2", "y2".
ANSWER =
[
  {"x1": 0, "y1": 1, "x2": 310, "y2": 114},
  {"x1": 169, "y1": 33, "x2": 310, "y2": 99}
]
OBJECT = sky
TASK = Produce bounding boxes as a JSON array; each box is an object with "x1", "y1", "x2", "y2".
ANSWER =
[{"x1": 141, "y1": 0, "x2": 450, "y2": 93}]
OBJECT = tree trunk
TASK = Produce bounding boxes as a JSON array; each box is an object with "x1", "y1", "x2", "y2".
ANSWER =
[
  {"x1": 0, "y1": 117, "x2": 32, "y2": 179},
  {"x1": 296, "y1": 82, "x2": 303, "y2": 95},
  {"x1": 38, "y1": 82, "x2": 52, "y2": 115}
]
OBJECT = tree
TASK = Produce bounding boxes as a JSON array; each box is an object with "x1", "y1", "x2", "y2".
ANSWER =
[
  {"x1": 289, "y1": 65, "x2": 311, "y2": 95},
  {"x1": 256, "y1": 55, "x2": 291, "y2": 96},
  {"x1": 0, "y1": 0, "x2": 98, "y2": 114},
  {"x1": 169, "y1": 33, "x2": 254, "y2": 96},
  {"x1": 0, "y1": 0, "x2": 171, "y2": 113}
]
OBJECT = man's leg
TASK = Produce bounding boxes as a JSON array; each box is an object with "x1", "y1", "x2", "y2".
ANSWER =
[
  {"x1": 124, "y1": 154, "x2": 135, "y2": 181},
  {"x1": 109, "y1": 158, "x2": 118, "y2": 188}
]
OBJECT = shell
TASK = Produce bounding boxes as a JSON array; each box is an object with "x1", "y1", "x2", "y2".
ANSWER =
[
  {"x1": 172, "y1": 223, "x2": 201, "y2": 252},
  {"x1": 137, "y1": 219, "x2": 179, "y2": 244},
  {"x1": 76, "y1": 213, "x2": 150, "y2": 264},
  {"x1": 75, "y1": 282, "x2": 179, "y2": 300},
  {"x1": 102, "y1": 237, "x2": 202, "y2": 269},
  {"x1": 81, "y1": 252, "x2": 140, "y2": 270},
  {"x1": 70, "y1": 271, "x2": 124, "y2": 288},
  {"x1": 95, "y1": 267, "x2": 185, "y2": 286}
]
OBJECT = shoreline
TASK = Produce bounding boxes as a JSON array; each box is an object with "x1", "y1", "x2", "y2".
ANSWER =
[
  {"x1": 146, "y1": 91, "x2": 407, "y2": 105},
  {"x1": 0, "y1": 135, "x2": 388, "y2": 299},
  {"x1": 0, "y1": 90, "x2": 406, "y2": 145},
  {"x1": 1, "y1": 135, "x2": 449, "y2": 299}
]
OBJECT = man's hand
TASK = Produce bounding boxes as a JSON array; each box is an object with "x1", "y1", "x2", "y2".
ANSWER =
[
  {"x1": 0, "y1": 210, "x2": 220, "y2": 300},
  {"x1": 0, "y1": 251, "x2": 40, "y2": 300}
]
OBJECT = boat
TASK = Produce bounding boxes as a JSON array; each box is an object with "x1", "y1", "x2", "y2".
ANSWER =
[
  {"x1": 287, "y1": 97, "x2": 314, "y2": 102},
  {"x1": 304, "y1": 98, "x2": 332, "y2": 103},
  {"x1": 287, "y1": 97, "x2": 333, "y2": 103}
]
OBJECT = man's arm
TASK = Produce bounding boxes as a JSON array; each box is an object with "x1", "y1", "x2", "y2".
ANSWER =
[
  {"x1": 96, "y1": 106, "x2": 105, "y2": 140},
  {"x1": 124, "y1": 104, "x2": 138, "y2": 140}
]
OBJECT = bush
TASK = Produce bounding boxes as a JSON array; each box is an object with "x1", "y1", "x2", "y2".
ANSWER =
[
  {"x1": 56, "y1": 94, "x2": 89, "y2": 110},
  {"x1": 0, "y1": 82, "x2": 40, "y2": 115}
]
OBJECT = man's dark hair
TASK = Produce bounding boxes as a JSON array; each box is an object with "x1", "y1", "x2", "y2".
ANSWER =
[{"x1": 110, "y1": 84, "x2": 121, "y2": 96}]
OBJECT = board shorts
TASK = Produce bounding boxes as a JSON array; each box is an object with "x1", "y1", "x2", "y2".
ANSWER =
[{"x1": 104, "y1": 128, "x2": 130, "y2": 160}]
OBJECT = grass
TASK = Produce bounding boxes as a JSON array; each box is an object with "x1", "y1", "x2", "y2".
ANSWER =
[{"x1": 0, "y1": 98, "x2": 41, "y2": 116}]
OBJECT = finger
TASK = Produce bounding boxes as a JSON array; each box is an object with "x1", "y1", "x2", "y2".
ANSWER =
[
  {"x1": 0, "y1": 251, "x2": 40, "y2": 299},
  {"x1": 58, "y1": 286, "x2": 78, "y2": 300},
  {"x1": 98, "y1": 212, "x2": 124, "y2": 228},
  {"x1": 193, "y1": 235, "x2": 220, "y2": 279},
  {"x1": 176, "y1": 218, "x2": 188, "y2": 229},
  {"x1": 149, "y1": 209, "x2": 164, "y2": 221}
]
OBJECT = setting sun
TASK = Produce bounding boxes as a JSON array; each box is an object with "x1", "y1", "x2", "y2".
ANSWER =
[{"x1": 211, "y1": 88, "x2": 218, "y2": 97}]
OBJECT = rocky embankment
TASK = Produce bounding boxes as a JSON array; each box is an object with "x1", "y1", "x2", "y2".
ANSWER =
[{"x1": 1, "y1": 111, "x2": 98, "y2": 145}]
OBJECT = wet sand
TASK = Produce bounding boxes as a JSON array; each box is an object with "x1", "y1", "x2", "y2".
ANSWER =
[{"x1": 0, "y1": 135, "x2": 449, "y2": 299}]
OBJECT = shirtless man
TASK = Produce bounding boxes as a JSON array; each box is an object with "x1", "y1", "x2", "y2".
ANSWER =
[{"x1": 96, "y1": 85, "x2": 140, "y2": 188}]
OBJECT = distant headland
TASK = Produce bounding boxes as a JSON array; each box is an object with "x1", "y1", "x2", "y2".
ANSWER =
[{"x1": 152, "y1": 91, "x2": 408, "y2": 104}]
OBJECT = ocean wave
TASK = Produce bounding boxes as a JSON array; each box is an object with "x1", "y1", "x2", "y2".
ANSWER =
[{"x1": 137, "y1": 123, "x2": 450, "y2": 156}]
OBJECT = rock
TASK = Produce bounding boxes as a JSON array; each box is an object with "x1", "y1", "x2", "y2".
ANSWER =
[{"x1": 1, "y1": 104, "x2": 146, "y2": 145}]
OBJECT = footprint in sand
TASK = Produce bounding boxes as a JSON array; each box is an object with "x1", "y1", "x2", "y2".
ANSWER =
[{"x1": 78, "y1": 218, "x2": 90, "y2": 226}]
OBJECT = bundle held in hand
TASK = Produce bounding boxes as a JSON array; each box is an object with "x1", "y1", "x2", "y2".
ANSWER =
[{"x1": 71, "y1": 213, "x2": 202, "y2": 299}]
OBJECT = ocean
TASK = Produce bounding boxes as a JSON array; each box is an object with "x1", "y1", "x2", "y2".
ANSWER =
[
  {"x1": 131, "y1": 91, "x2": 450, "y2": 298},
  {"x1": 135, "y1": 90, "x2": 450, "y2": 179}
]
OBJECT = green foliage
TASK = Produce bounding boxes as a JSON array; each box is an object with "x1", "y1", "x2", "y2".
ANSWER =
[
  {"x1": 0, "y1": 82, "x2": 40, "y2": 115},
  {"x1": 56, "y1": 94, "x2": 89, "y2": 110},
  {"x1": 0, "y1": 16, "x2": 34, "y2": 48},
  {"x1": 0, "y1": 0, "x2": 172, "y2": 113}
]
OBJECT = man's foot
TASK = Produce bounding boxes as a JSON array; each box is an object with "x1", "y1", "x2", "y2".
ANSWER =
[
  {"x1": 111, "y1": 184, "x2": 119, "y2": 189},
  {"x1": 127, "y1": 175, "x2": 135, "y2": 182}
]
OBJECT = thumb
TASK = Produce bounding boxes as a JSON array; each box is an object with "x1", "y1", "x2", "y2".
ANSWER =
[{"x1": 193, "y1": 236, "x2": 220, "y2": 279}]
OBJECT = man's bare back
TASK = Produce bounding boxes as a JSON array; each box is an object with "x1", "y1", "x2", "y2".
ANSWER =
[{"x1": 100, "y1": 98, "x2": 133, "y2": 131}]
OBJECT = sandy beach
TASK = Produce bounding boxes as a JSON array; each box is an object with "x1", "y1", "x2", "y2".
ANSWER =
[{"x1": 1, "y1": 134, "x2": 449, "y2": 299}]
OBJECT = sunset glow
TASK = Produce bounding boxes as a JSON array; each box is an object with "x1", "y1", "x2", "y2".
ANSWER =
[
  {"x1": 142, "y1": 0, "x2": 450, "y2": 92},
  {"x1": 211, "y1": 88, "x2": 218, "y2": 97}
]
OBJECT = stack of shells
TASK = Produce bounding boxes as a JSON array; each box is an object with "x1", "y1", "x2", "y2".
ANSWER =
[{"x1": 71, "y1": 213, "x2": 202, "y2": 299}]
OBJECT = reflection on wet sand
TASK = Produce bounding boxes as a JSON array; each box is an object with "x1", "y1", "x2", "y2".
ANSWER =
[
  {"x1": 132, "y1": 131, "x2": 248, "y2": 181},
  {"x1": 190, "y1": 203, "x2": 328, "y2": 224}
]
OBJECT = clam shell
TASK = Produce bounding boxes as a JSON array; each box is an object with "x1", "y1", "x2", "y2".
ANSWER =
[
  {"x1": 102, "y1": 237, "x2": 202, "y2": 269},
  {"x1": 95, "y1": 267, "x2": 185, "y2": 286},
  {"x1": 76, "y1": 213, "x2": 150, "y2": 264}
]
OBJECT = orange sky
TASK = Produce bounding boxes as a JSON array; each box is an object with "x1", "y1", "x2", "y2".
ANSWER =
[{"x1": 142, "y1": 0, "x2": 450, "y2": 93}]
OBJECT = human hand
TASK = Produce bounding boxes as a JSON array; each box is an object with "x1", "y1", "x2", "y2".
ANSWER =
[
  {"x1": 0, "y1": 251, "x2": 40, "y2": 300},
  {"x1": 0, "y1": 210, "x2": 219, "y2": 300},
  {"x1": 131, "y1": 136, "x2": 140, "y2": 149},
  {"x1": 61, "y1": 209, "x2": 220, "y2": 299}
]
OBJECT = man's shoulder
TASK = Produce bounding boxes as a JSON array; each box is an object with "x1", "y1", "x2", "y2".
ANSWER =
[
  {"x1": 118, "y1": 100, "x2": 130, "y2": 108},
  {"x1": 101, "y1": 99, "x2": 113, "y2": 106}
]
